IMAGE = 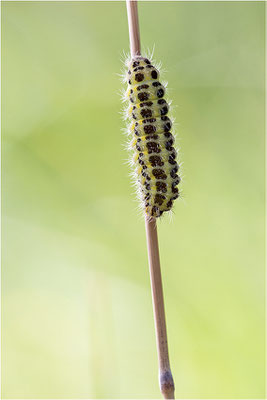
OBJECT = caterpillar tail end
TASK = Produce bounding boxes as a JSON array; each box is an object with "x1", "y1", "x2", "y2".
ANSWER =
[{"x1": 145, "y1": 205, "x2": 163, "y2": 218}]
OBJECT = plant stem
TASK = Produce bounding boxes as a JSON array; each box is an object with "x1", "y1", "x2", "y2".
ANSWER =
[
  {"x1": 126, "y1": 1, "x2": 175, "y2": 398},
  {"x1": 126, "y1": 0, "x2": 141, "y2": 56},
  {"x1": 145, "y1": 216, "x2": 175, "y2": 399}
]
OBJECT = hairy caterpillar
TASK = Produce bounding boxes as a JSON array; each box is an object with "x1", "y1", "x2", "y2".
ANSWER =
[{"x1": 124, "y1": 56, "x2": 180, "y2": 218}]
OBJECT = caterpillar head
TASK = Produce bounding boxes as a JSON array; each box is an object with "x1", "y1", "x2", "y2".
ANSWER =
[{"x1": 127, "y1": 56, "x2": 160, "y2": 85}]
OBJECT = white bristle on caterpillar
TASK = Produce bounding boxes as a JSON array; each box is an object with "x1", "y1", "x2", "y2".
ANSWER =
[{"x1": 123, "y1": 55, "x2": 180, "y2": 218}]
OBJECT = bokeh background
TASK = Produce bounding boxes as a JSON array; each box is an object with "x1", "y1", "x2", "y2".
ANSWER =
[{"x1": 2, "y1": 1, "x2": 265, "y2": 399}]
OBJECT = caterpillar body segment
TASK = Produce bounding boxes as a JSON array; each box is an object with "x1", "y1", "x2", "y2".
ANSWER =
[
  {"x1": 127, "y1": 99, "x2": 169, "y2": 121},
  {"x1": 129, "y1": 116, "x2": 172, "y2": 137},
  {"x1": 126, "y1": 82, "x2": 166, "y2": 104},
  {"x1": 130, "y1": 131, "x2": 175, "y2": 152},
  {"x1": 125, "y1": 56, "x2": 180, "y2": 218}
]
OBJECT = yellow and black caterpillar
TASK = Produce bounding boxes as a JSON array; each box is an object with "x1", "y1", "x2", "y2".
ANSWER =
[{"x1": 124, "y1": 56, "x2": 180, "y2": 218}]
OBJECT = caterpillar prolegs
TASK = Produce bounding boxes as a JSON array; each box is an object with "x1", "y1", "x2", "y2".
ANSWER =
[{"x1": 124, "y1": 56, "x2": 180, "y2": 218}]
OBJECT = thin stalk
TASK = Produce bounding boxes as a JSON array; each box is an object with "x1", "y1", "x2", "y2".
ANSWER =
[
  {"x1": 145, "y1": 217, "x2": 175, "y2": 399},
  {"x1": 126, "y1": 0, "x2": 141, "y2": 56},
  {"x1": 126, "y1": 1, "x2": 175, "y2": 398}
]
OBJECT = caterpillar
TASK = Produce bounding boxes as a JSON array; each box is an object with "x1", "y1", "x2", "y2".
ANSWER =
[{"x1": 124, "y1": 55, "x2": 180, "y2": 218}]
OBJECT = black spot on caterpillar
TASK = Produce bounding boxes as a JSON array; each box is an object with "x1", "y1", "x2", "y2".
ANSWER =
[{"x1": 124, "y1": 56, "x2": 180, "y2": 218}]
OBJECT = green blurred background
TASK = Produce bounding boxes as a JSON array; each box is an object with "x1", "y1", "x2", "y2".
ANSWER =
[{"x1": 2, "y1": 1, "x2": 265, "y2": 398}]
